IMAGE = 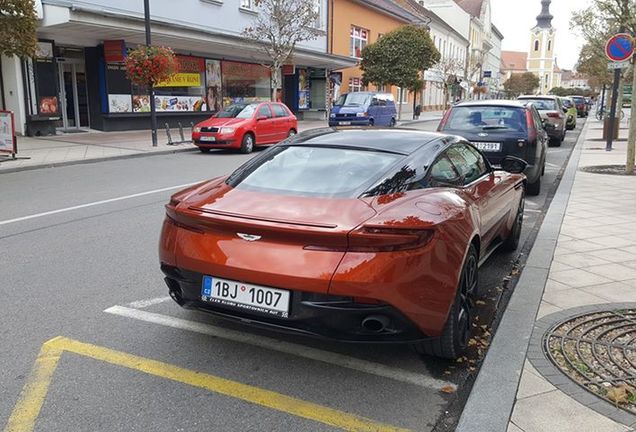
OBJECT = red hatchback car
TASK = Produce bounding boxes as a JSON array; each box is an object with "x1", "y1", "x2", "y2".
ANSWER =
[
  {"x1": 160, "y1": 129, "x2": 526, "y2": 359},
  {"x1": 192, "y1": 102, "x2": 297, "y2": 154}
]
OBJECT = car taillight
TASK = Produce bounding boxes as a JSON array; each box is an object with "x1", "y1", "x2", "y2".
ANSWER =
[
  {"x1": 526, "y1": 110, "x2": 537, "y2": 143},
  {"x1": 348, "y1": 226, "x2": 434, "y2": 252},
  {"x1": 546, "y1": 112, "x2": 562, "y2": 119},
  {"x1": 437, "y1": 109, "x2": 452, "y2": 131}
]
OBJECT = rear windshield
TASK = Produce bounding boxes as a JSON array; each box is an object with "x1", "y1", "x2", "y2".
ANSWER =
[
  {"x1": 571, "y1": 96, "x2": 585, "y2": 103},
  {"x1": 562, "y1": 99, "x2": 574, "y2": 108},
  {"x1": 443, "y1": 106, "x2": 528, "y2": 132},
  {"x1": 519, "y1": 98, "x2": 556, "y2": 110},
  {"x1": 228, "y1": 146, "x2": 402, "y2": 197}
]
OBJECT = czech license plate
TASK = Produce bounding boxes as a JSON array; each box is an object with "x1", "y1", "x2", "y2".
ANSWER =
[
  {"x1": 473, "y1": 142, "x2": 501, "y2": 152},
  {"x1": 339, "y1": 121, "x2": 351, "y2": 126},
  {"x1": 200, "y1": 136, "x2": 216, "y2": 142},
  {"x1": 201, "y1": 276, "x2": 290, "y2": 318}
]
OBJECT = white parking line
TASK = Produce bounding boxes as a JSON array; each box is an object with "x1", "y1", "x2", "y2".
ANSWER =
[
  {"x1": 0, "y1": 182, "x2": 201, "y2": 226},
  {"x1": 104, "y1": 305, "x2": 455, "y2": 391},
  {"x1": 126, "y1": 296, "x2": 171, "y2": 309}
]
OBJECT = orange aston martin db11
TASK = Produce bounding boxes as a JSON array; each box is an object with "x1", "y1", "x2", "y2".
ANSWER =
[{"x1": 159, "y1": 128, "x2": 526, "y2": 359}]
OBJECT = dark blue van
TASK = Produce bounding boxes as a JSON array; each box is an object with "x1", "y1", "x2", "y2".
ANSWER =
[{"x1": 329, "y1": 92, "x2": 397, "y2": 127}]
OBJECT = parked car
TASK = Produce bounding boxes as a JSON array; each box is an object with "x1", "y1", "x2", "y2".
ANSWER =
[
  {"x1": 329, "y1": 92, "x2": 397, "y2": 127},
  {"x1": 517, "y1": 95, "x2": 566, "y2": 147},
  {"x1": 437, "y1": 100, "x2": 547, "y2": 196},
  {"x1": 160, "y1": 128, "x2": 526, "y2": 359},
  {"x1": 569, "y1": 95, "x2": 589, "y2": 117},
  {"x1": 192, "y1": 102, "x2": 297, "y2": 154},
  {"x1": 560, "y1": 97, "x2": 578, "y2": 130}
]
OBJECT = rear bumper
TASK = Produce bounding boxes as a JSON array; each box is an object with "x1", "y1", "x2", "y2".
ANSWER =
[
  {"x1": 329, "y1": 119, "x2": 371, "y2": 126},
  {"x1": 160, "y1": 264, "x2": 428, "y2": 342}
]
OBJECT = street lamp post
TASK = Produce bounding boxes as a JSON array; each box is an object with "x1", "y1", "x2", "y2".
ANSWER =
[{"x1": 144, "y1": 0, "x2": 158, "y2": 147}]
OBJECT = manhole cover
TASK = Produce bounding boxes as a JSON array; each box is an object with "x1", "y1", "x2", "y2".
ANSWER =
[
  {"x1": 580, "y1": 165, "x2": 636, "y2": 175},
  {"x1": 544, "y1": 309, "x2": 636, "y2": 413}
]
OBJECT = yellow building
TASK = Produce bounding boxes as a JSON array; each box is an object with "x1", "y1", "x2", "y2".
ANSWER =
[
  {"x1": 327, "y1": 0, "x2": 418, "y2": 115},
  {"x1": 527, "y1": 0, "x2": 561, "y2": 93}
]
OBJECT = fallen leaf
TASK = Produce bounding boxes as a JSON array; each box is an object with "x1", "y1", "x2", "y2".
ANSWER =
[
  {"x1": 607, "y1": 385, "x2": 630, "y2": 406},
  {"x1": 440, "y1": 385, "x2": 456, "y2": 394}
]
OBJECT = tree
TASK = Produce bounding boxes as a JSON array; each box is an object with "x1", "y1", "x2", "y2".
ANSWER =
[
  {"x1": 431, "y1": 57, "x2": 465, "y2": 108},
  {"x1": 0, "y1": 0, "x2": 38, "y2": 58},
  {"x1": 360, "y1": 25, "x2": 440, "y2": 120},
  {"x1": 503, "y1": 72, "x2": 540, "y2": 97},
  {"x1": 243, "y1": 0, "x2": 320, "y2": 101},
  {"x1": 571, "y1": 0, "x2": 636, "y2": 173}
]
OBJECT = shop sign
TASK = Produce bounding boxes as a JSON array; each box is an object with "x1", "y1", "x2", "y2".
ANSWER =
[
  {"x1": 222, "y1": 60, "x2": 270, "y2": 79},
  {"x1": 104, "y1": 40, "x2": 126, "y2": 63},
  {"x1": 282, "y1": 64, "x2": 295, "y2": 75},
  {"x1": 177, "y1": 56, "x2": 205, "y2": 73},
  {"x1": 0, "y1": 111, "x2": 17, "y2": 154},
  {"x1": 155, "y1": 73, "x2": 202, "y2": 88}
]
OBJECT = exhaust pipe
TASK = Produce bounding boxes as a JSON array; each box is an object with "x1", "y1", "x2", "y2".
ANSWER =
[
  {"x1": 164, "y1": 277, "x2": 185, "y2": 306},
  {"x1": 361, "y1": 315, "x2": 390, "y2": 332}
]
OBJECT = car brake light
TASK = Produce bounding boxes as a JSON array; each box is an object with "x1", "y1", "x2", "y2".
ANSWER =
[
  {"x1": 546, "y1": 112, "x2": 562, "y2": 119},
  {"x1": 437, "y1": 109, "x2": 452, "y2": 131},
  {"x1": 348, "y1": 226, "x2": 434, "y2": 252},
  {"x1": 526, "y1": 110, "x2": 536, "y2": 143}
]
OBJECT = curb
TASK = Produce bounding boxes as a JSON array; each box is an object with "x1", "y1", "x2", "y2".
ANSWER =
[
  {"x1": 397, "y1": 117, "x2": 443, "y2": 126},
  {"x1": 0, "y1": 146, "x2": 197, "y2": 175},
  {"x1": 455, "y1": 120, "x2": 590, "y2": 432}
]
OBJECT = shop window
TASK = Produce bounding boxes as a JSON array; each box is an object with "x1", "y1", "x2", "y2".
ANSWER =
[
  {"x1": 397, "y1": 87, "x2": 408, "y2": 104},
  {"x1": 349, "y1": 77, "x2": 364, "y2": 92},
  {"x1": 350, "y1": 26, "x2": 368, "y2": 58},
  {"x1": 221, "y1": 60, "x2": 271, "y2": 106}
]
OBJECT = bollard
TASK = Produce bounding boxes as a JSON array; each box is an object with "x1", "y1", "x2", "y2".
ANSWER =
[
  {"x1": 190, "y1": 122, "x2": 195, "y2": 141},
  {"x1": 178, "y1": 122, "x2": 185, "y2": 143},
  {"x1": 165, "y1": 123, "x2": 174, "y2": 145}
]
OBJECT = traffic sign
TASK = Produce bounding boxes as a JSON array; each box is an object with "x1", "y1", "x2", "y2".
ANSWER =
[
  {"x1": 605, "y1": 33, "x2": 634, "y2": 62},
  {"x1": 608, "y1": 61, "x2": 630, "y2": 70}
]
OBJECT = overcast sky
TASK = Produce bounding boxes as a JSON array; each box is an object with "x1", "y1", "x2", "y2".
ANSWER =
[{"x1": 490, "y1": 0, "x2": 593, "y2": 70}]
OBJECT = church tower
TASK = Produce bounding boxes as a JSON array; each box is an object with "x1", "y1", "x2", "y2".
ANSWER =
[{"x1": 527, "y1": 0, "x2": 558, "y2": 93}]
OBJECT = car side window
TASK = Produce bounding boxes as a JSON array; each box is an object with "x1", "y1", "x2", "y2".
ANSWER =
[
  {"x1": 257, "y1": 105, "x2": 273, "y2": 118},
  {"x1": 428, "y1": 155, "x2": 462, "y2": 186},
  {"x1": 447, "y1": 144, "x2": 487, "y2": 185},
  {"x1": 531, "y1": 107, "x2": 542, "y2": 129},
  {"x1": 271, "y1": 104, "x2": 287, "y2": 118}
]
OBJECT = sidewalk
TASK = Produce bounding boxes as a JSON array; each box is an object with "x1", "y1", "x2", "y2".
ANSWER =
[
  {"x1": 458, "y1": 111, "x2": 636, "y2": 432},
  {"x1": 0, "y1": 120, "x2": 328, "y2": 173}
]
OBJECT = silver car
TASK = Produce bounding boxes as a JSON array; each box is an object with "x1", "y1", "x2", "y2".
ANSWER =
[{"x1": 517, "y1": 95, "x2": 566, "y2": 147}]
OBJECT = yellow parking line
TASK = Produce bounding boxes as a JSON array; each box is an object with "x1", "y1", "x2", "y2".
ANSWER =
[
  {"x1": 4, "y1": 337, "x2": 63, "y2": 432},
  {"x1": 4, "y1": 337, "x2": 410, "y2": 432}
]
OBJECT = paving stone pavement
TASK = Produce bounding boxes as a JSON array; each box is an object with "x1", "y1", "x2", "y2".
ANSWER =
[{"x1": 509, "y1": 112, "x2": 636, "y2": 432}]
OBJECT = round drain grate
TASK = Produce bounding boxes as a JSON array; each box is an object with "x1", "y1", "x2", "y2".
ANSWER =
[{"x1": 544, "y1": 309, "x2": 636, "y2": 413}]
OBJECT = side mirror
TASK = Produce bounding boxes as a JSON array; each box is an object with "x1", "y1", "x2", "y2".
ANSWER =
[
  {"x1": 256, "y1": 115, "x2": 268, "y2": 121},
  {"x1": 501, "y1": 156, "x2": 528, "y2": 174}
]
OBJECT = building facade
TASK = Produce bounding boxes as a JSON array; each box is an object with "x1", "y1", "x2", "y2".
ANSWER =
[
  {"x1": 1, "y1": 0, "x2": 355, "y2": 135},
  {"x1": 327, "y1": 0, "x2": 424, "y2": 117}
]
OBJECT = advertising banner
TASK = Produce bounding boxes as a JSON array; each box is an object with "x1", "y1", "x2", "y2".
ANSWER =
[
  {"x1": 155, "y1": 73, "x2": 202, "y2": 88},
  {"x1": 0, "y1": 111, "x2": 16, "y2": 154},
  {"x1": 205, "y1": 59, "x2": 222, "y2": 112}
]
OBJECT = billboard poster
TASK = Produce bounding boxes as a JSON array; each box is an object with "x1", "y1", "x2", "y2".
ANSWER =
[
  {"x1": 0, "y1": 111, "x2": 16, "y2": 154},
  {"x1": 205, "y1": 59, "x2": 222, "y2": 112},
  {"x1": 108, "y1": 94, "x2": 133, "y2": 113}
]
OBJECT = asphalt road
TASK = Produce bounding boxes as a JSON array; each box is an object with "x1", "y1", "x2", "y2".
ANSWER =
[{"x1": 0, "y1": 120, "x2": 582, "y2": 432}]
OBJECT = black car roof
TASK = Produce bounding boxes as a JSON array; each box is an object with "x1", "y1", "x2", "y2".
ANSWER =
[
  {"x1": 453, "y1": 100, "x2": 527, "y2": 108},
  {"x1": 289, "y1": 128, "x2": 449, "y2": 155}
]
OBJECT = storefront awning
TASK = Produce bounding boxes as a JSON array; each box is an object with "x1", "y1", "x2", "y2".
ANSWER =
[{"x1": 37, "y1": 4, "x2": 357, "y2": 70}]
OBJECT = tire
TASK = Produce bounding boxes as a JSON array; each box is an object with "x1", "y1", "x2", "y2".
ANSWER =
[
  {"x1": 502, "y1": 192, "x2": 525, "y2": 252},
  {"x1": 199, "y1": 147, "x2": 210, "y2": 153},
  {"x1": 240, "y1": 133, "x2": 254, "y2": 154},
  {"x1": 412, "y1": 244, "x2": 477, "y2": 359},
  {"x1": 527, "y1": 175, "x2": 541, "y2": 196},
  {"x1": 288, "y1": 129, "x2": 297, "y2": 138}
]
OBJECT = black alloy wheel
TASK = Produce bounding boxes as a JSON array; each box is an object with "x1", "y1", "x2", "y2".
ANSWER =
[
  {"x1": 502, "y1": 192, "x2": 525, "y2": 251},
  {"x1": 413, "y1": 244, "x2": 478, "y2": 359}
]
